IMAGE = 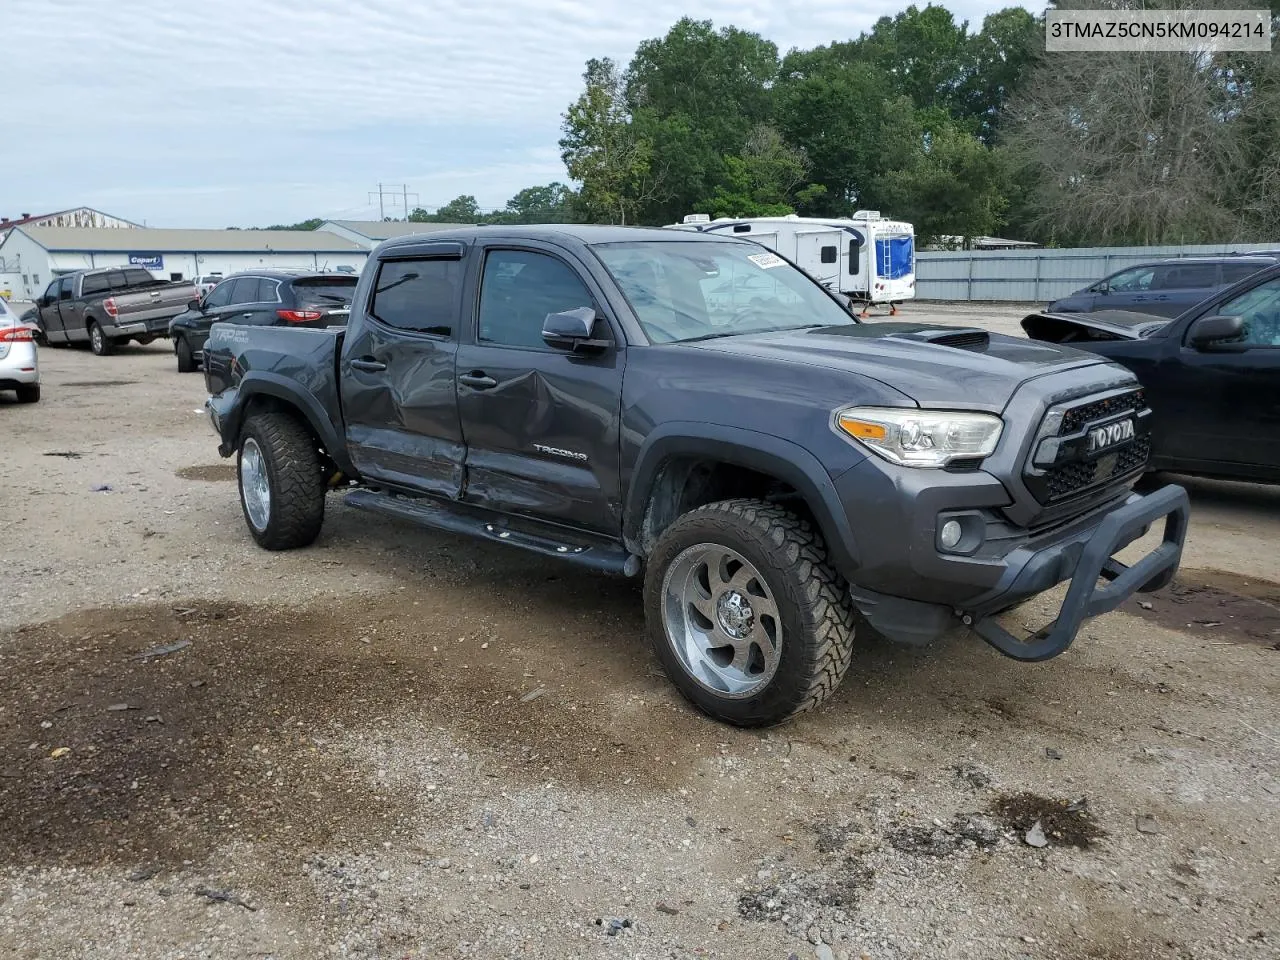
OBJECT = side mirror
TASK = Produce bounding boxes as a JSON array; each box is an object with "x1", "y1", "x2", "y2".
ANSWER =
[
  {"x1": 1188, "y1": 313, "x2": 1245, "y2": 350},
  {"x1": 542, "y1": 306, "x2": 610, "y2": 353},
  {"x1": 187, "y1": 298, "x2": 203, "y2": 312},
  {"x1": 37, "y1": 295, "x2": 52, "y2": 308}
]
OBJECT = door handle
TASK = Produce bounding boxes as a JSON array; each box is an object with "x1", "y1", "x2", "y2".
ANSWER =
[
  {"x1": 350, "y1": 357, "x2": 387, "y2": 372},
  {"x1": 241, "y1": 312, "x2": 255, "y2": 319},
  {"x1": 459, "y1": 371, "x2": 498, "y2": 389}
]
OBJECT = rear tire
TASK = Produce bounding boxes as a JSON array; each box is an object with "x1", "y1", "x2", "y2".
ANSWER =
[
  {"x1": 644, "y1": 498, "x2": 856, "y2": 727},
  {"x1": 15, "y1": 383, "x2": 40, "y2": 403},
  {"x1": 237, "y1": 412, "x2": 326, "y2": 550},
  {"x1": 175, "y1": 336, "x2": 197, "y2": 372},
  {"x1": 88, "y1": 321, "x2": 115, "y2": 356}
]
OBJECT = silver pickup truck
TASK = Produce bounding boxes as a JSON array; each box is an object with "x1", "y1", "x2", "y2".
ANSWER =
[{"x1": 34, "y1": 267, "x2": 199, "y2": 356}]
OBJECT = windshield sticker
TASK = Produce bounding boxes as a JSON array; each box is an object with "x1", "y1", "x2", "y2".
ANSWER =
[{"x1": 747, "y1": 252, "x2": 786, "y2": 270}]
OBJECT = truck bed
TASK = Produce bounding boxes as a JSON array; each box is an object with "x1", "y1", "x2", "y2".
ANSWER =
[{"x1": 203, "y1": 322, "x2": 347, "y2": 457}]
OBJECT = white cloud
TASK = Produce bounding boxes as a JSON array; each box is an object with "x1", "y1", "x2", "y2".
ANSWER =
[{"x1": 2, "y1": 0, "x2": 1036, "y2": 226}]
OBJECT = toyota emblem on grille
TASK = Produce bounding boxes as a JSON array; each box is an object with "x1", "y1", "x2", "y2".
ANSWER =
[{"x1": 1086, "y1": 419, "x2": 1136, "y2": 454}]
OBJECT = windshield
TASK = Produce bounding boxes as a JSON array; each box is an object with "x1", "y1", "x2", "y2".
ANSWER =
[{"x1": 592, "y1": 240, "x2": 855, "y2": 343}]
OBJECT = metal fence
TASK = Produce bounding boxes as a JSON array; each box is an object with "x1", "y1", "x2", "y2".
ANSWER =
[{"x1": 915, "y1": 242, "x2": 1280, "y2": 303}]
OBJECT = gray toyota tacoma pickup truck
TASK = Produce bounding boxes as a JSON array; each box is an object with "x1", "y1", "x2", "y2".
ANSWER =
[{"x1": 202, "y1": 225, "x2": 1189, "y2": 727}]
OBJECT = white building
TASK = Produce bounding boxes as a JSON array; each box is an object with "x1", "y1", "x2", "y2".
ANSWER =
[
  {"x1": 319, "y1": 219, "x2": 471, "y2": 250},
  {"x1": 0, "y1": 226, "x2": 368, "y2": 301}
]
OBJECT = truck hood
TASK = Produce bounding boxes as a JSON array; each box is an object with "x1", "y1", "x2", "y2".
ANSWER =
[
  {"x1": 1021, "y1": 309, "x2": 1172, "y2": 344},
  {"x1": 687, "y1": 321, "x2": 1111, "y2": 413}
]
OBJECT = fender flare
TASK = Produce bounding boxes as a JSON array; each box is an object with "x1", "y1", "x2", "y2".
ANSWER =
[
  {"x1": 624, "y1": 422, "x2": 860, "y2": 576},
  {"x1": 220, "y1": 371, "x2": 358, "y2": 476}
]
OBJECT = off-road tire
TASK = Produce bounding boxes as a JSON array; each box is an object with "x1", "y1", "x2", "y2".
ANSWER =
[
  {"x1": 15, "y1": 383, "x2": 40, "y2": 403},
  {"x1": 237, "y1": 412, "x2": 326, "y2": 550},
  {"x1": 644, "y1": 498, "x2": 856, "y2": 727},
  {"x1": 175, "y1": 336, "x2": 197, "y2": 372},
  {"x1": 88, "y1": 321, "x2": 115, "y2": 356}
]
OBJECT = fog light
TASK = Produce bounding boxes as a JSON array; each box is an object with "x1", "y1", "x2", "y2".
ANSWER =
[{"x1": 939, "y1": 520, "x2": 963, "y2": 550}]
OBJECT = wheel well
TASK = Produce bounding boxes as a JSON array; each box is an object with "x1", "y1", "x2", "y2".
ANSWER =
[
  {"x1": 238, "y1": 395, "x2": 338, "y2": 475},
  {"x1": 637, "y1": 457, "x2": 818, "y2": 554}
]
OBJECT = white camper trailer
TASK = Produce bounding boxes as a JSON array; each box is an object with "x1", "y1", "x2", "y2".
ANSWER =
[{"x1": 666, "y1": 213, "x2": 915, "y2": 314}]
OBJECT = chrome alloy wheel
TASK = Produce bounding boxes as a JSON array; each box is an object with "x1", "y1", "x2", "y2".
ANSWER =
[
  {"x1": 660, "y1": 543, "x2": 782, "y2": 698},
  {"x1": 240, "y1": 437, "x2": 271, "y2": 532}
]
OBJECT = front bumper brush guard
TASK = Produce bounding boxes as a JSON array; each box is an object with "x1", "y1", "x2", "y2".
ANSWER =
[{"x1": 968, "y1": 484, "x2": 1190, "y2": 662}]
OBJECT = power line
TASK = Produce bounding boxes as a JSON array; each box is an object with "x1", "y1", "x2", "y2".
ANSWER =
[{"x1": 367, "y1": 183, "x2": 420, "y2": 221}]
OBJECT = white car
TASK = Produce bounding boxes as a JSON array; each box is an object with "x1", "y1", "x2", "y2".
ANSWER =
[{"x1": 0, "y1": 298, "x2": 39, "y2": 403}]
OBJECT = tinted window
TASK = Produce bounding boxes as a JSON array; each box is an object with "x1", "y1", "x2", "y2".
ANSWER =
[
  {"x1": 1220, "y1": 277, "x2": 1280, "y2": 346},
  {"x1": 42, "y1": 280, "x2": 58, "y2": 301},
  {"x1": 58, "y1": 278, "x2": 73, "y2": 300},
  {"x1": 370, "y1": 258, "x2": 460, "y2": 335},
  {"x1": 81, "y1": 273, "x2": 109, "y2": 296},
  {"x1": 256, "y1": 278, "x2": 281, "y2": 302},
  {"x1": 596, "y1": 240, "x2": 852, "y2": 343},
  {"x1": 226, "y1": 277, "x2": 261, "y2": 304},
  {"x1": 820, "y1": 245, "x2": 837, "y2": 264},
  {"x1": 1221, "y1": 262, "x2": 1269, "y2": 286},
  {"x1": 1157, "y1": 263, "x2": 1217, "y2": 289},
  {"x1": 478, "y1": 250, "x2": 594, "y2": 349},
  {"x1": 123, "y1": 268, "x2": 155, "y2": 286},
  {"x1": 106, "y1": 270, "x2": 130, "y2": 290},
  {"x1": 203, "y1": 279, "x2": 234, "y2": 308},
  {"x1": 292, "y1": 276, "x2": 357, "y2": 308}
]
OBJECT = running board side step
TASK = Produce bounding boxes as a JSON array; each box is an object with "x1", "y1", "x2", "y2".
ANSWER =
[{"x1": 344, "y1": 488, "x2": 640, "y2": 576}]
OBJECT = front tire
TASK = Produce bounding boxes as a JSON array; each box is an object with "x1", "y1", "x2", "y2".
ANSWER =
[
  {"x1": 237, "y1": 412, "x2": 326, "y2": 550},
  {"x1": 16, "y1": 383, "x2": 40, "y2": 403},
  {"x1": 175, "y1": 336, "x2": 197, "y2": 372},
  {"x1": 644, "y1": 498, "x2": 856, "y2": 727},
  {"x1": 88, "y1": 321, "x2": 115, "y2": 356}
]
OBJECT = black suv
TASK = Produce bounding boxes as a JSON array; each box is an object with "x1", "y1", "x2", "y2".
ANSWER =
[{"x1": 168, "y1": 270, "x2": 357, "y2": 372}]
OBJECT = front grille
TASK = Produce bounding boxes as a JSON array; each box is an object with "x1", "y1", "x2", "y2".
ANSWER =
[
  {"x1": 1023, "y1": 387, "x2": 1150, "y2": 509},
  {"x1": 1044, "y1": 435, "x2": 1150, "y2": 499},
  {"x1": 1061, "y1": 389, "x2": 1146, "y2": 434}
]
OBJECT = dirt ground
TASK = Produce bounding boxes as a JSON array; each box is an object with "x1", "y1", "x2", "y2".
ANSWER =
[{"x1": 1, "y1": 328, "x2": 1277, "y2": 960}]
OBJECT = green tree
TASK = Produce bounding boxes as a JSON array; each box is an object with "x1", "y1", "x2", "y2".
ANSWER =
[
  {"x1": 502, "y1": 182, "x2": 575, "y2": 223},
  {"x1": 409, "y1": 196, "x2": 482, "y2": 223},
  {"x1": 560, "y1": 58, "x2": 662, "y2": 224},
  {"x1": 856, "y1": 5, "x2": 972, "y2": 115},
  {"x1": 623, "y1": 18, "x2": 780, "y2": 222},
  {"x1": 960, "y1": 8, "x2": 1041, "y2": 143},
  {"x1": 701, "y1": 125, "x2": 811, "y2": 218},
  {"x1": 876, "y1": 124, "x2": 1011, "y2": 246}
]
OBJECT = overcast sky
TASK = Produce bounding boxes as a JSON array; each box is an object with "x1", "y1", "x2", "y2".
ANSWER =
[{"x1": 3, "y1": 0, "x2": 1036, "y2": 228}]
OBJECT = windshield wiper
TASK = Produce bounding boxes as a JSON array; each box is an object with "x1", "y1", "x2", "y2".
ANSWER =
[{"x1": 678, "y1": 323, "x2": 828, "y2": 344}]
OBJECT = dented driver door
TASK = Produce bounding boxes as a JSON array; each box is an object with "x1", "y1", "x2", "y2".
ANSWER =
[{"x1": 454, "y1": 242, "x2": 625, "y2": 537}]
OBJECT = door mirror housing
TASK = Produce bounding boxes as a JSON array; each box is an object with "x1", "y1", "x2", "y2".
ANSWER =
[
  {"x1": 542, "y1": 306, "x2": 611, "y2": 353},
  {"x1": 1188, "y1": 313, "x2": 1245, "y2": 350},
  {"x1": 187, "y1": 298, "x2": 203, "y2": 312}
]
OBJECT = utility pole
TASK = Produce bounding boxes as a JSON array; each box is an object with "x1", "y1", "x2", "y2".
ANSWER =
[{"x1": 368, "y1": 183, "x2": 419, "y2": 221}]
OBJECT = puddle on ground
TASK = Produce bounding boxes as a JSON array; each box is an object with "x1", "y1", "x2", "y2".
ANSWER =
[
  {"x1": 989, "y1": 791, "x2": 1105, "y2": 850},
  {"x1": 1127, "y1": 568, "x2": 1280, "y2": 648},
  {"x1": 175, "y1": 464, "x2": 236, "y2": 482}
]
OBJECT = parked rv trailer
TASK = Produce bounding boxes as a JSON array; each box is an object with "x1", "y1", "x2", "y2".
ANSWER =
[{"x1": 666, "y1": 213, "x2": 915, "y2": 312}]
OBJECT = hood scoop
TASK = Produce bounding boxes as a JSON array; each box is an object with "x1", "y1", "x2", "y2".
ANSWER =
[{"x1": 885, "y1": 326, "x2": 991, "y2": 351}]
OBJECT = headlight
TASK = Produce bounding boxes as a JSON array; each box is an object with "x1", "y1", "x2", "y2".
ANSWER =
[{"x1": 835, "y1": 406, "x2": 1003, "y2": 467}]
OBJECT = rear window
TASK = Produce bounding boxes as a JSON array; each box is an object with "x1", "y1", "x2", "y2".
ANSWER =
[
  {"x1": 123, "y1": 268, "x2": 155, "y2": 286},
  {"x1": 292, "y1": 277, "x2": 358, "y2": 307},
  {"x1": 81, "y1": 273, "x2": 109, "y2": 296}
]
